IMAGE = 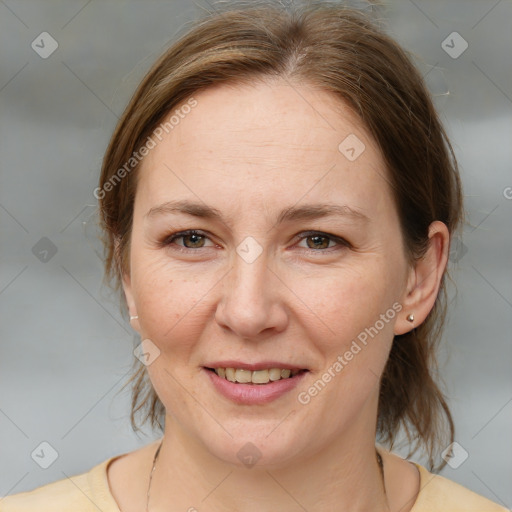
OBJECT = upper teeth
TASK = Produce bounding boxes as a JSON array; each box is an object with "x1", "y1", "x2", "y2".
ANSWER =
[{"x1": 214, "y1": 367, "x2": 300, "y2": 384}]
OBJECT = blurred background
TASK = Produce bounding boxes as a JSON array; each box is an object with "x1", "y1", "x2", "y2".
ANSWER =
[{"x1": 1, "y1": 0, "x2": 511, "y2": 506}]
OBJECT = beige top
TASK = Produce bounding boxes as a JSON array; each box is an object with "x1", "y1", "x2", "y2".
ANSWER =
[{"x1": 1, "y1": 449, "x2": 508, "y2": 511}]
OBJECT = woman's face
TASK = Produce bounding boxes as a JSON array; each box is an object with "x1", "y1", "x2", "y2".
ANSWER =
[{"x1": 124, "y1": 79, "x2": 413, "y2": 467}]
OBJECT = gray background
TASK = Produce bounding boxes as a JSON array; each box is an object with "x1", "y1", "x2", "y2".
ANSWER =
[{"x1": 1, "y1": 0, "x2": 511, "y2": 507}]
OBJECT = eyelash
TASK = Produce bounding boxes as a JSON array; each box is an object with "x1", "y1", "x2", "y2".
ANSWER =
[{"x1": 160, "y1": 229, "x2": 350, "y2": 254}]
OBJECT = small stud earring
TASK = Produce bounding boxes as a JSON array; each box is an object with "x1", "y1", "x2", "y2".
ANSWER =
[
  {"x1": 130, "y1": 315, "x2": 139, "y2": 321},
  {"x1": 406, "y1": 314, "x2": 414, "y2": 322}
]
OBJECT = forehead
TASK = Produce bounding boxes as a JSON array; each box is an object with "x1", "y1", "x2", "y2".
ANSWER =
[
  {"x1": 162, "y1": 79, "x2": 368, "y2": 160},
  {"x1": 136, "y1": 79, "x2": 394, "y2": 222}
]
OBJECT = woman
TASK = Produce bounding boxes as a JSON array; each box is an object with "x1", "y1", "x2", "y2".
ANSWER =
[{"x1": 3, "y1": 1, "x2": 508, "y2": 511}]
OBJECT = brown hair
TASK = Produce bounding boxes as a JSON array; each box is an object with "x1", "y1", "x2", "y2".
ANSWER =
[{"x1": 99, "y1": 0, "x2": 464, "y2": 471}]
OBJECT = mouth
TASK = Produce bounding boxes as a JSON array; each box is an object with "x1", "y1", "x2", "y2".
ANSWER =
[{"x1": 204, "y1": 367, "x2": 308, "y2": 384}]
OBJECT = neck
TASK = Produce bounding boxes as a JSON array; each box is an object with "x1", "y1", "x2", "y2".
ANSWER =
[{"x1": 149, "y1": 418, "x2": 389, "y2": 512}]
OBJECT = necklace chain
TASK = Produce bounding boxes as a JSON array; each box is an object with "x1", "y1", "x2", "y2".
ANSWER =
[
  {"x1": 146, "y1": 441, "x2": 162, "y2": 512},
  {"x1": 146, "y1": 441, "x2": 385, "y2": 511}
]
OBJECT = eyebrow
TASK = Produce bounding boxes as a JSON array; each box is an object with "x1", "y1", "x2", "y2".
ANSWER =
[{"x1": 144, "y1": 200, "x2": 370, "y2": 225}]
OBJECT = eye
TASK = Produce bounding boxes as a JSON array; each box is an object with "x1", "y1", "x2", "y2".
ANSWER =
[
  {"x1": 160, "y1": 229, "x2": 350, "y2": 254},
  {"x1": 161, "y1": 230, "x2": 216, "y2": 251},
  {"x1": 295, "y1": 231, "x2": 350, "y2": 252}
]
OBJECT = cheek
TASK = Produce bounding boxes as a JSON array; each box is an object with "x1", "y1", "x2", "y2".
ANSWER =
[
  {"x1": 290, "y1": 262, "x2": 399, "y2": 353},
  {"x1": 131, "y1": 255, "x2": 218, "y2": 354},
  {"x1": 292, "y1": 268, "x2": 399, "y2": 425}
]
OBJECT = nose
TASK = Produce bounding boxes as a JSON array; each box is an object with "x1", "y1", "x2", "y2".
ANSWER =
[{"x1": 214, "y1": 250, "x2": 289, "y2": 340}]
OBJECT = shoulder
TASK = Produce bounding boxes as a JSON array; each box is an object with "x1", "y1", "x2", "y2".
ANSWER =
[
  {"x1": 0, "y1": 456, "x2": 120, "y2": 512},
  {"x1": 412, "y1": 463, "x2": 509, "y2": 512}
]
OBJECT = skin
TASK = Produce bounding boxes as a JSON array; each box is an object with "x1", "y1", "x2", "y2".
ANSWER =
[{"x1": 108, "y1": 78, "x2": 449, "y2": 512}]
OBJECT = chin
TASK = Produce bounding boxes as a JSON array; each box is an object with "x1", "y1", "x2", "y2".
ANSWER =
[{"x1": 196, "y1": 423, "x2": 308, "y2": 470}]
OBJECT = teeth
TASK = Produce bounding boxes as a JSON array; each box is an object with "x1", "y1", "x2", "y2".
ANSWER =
[
  {"x1": 225, "y1": 368, "x2": 236, "y2": 382},
  {"x1": 214, "y1": 367, "x2": 302, "y2": 384},
  {"x1": 235, "y1": 369, "x2": 252, "y2": 383},
  {"x1": 252, "y1": 369, "x2": 270, "y2": 384},
  {"x1": 269, "y1": 368, "x2": 281, "y2": 381}
]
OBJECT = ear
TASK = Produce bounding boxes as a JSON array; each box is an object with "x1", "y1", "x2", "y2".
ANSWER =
[
  {"x1": 116, "y1": 236, "x2": 140, "y2": 332},
  {"x1": 394, "y1": 221, "x2": 450, "y2": 335}
]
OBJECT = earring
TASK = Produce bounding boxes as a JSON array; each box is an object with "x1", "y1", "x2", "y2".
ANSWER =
[
  {"x1": 406, "y1": 314, "x2": 414, "y2": 322},
  {"x1": 130, "y1": 315, "x2": 139, "y2": 321}
]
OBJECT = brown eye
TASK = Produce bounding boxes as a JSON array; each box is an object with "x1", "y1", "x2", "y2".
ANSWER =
[
  {"x1": 162, "y1": 230, "x2": 214, "y2": 251},
  {"x1": 296, "y1": 231, "x2": 349, "y2": 252},
  {"x1": 305, "y1": 235, "x2": 331, "y2": 250},
  {"x1": 180, "y1": 233, "x2": 206, "y2": 248}
]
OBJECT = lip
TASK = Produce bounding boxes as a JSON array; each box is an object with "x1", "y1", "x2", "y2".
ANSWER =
[
  {"x1": 203, "y1": 367, "x2": 308, "y2": 405},
  {"x1": 204, "y1": 361, "x2": 307, "y2": 371}
]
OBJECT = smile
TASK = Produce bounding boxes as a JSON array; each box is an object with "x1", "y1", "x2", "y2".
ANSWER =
[
  {"x1": 203, "y1": 365, "x2": 309, "y2": 404},
  {"x1": 207, "y1": 367, "x2": 306, "y2": 384}
]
